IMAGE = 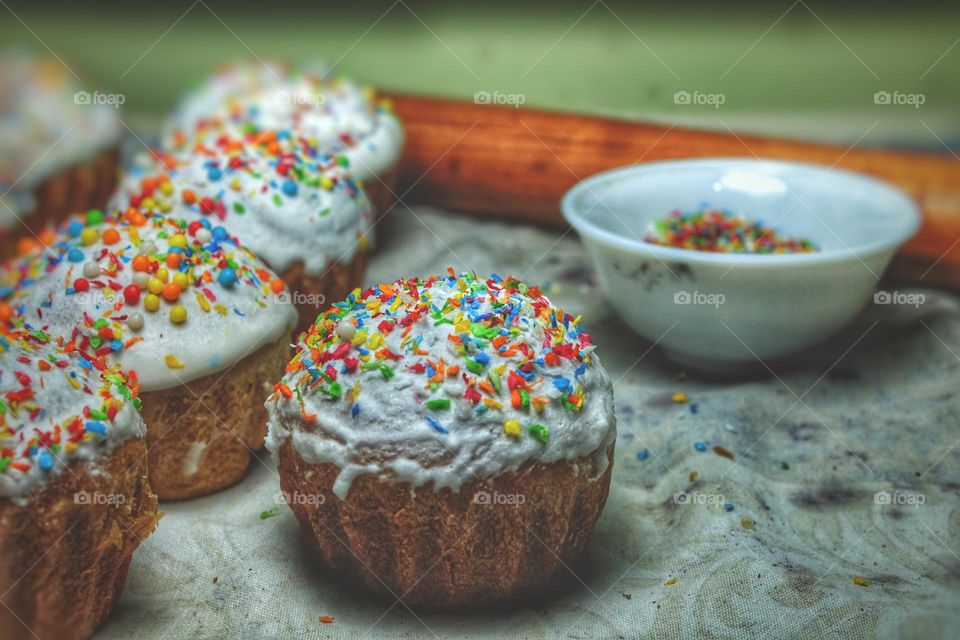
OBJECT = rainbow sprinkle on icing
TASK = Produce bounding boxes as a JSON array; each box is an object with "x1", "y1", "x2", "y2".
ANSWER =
[
  {"x1": 274, "y1": 270, "x2": 596, "y2": 444},
  {"x1": 1, "y1": 208, "x2": 294, "y2": 388},
  {"x1": 110, "y1": 120, "x2": 373, "y2": 273},
  {"x1": 118, "y1": 126, "x2": 366, "y2": 219},
  {"x1": 164, "y1": 61, "x2": 398, "y2": 172},
  {"x1": 0, "y1": 325, "x2": 141, "y2": 497}
]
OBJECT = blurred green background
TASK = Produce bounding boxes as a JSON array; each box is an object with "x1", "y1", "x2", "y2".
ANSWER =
[{"x1": 2, "y1": 0, "x2": 958, "y2": 148}]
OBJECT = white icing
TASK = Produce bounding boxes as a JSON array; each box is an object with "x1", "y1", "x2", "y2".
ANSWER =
[
  {"x1": 242, "y1": 76, "x2": 404, "y2": 183},
  {"x1": 0, "y1": 52, "x2": 121, "y2": 188},
  {"x1": 109, "y1": 138, "x2": 373, "y2": 275},
  {"x1": 265, "y1": 274, "x2": 617, "y2": 499},
  {"x1": 5, "y1": 214, "x2": 297, "y2": 391},
  {"x1": 0, "y1": 333, "x2": 145, "y2": 501},
  {"x1": 161, "y1": 61, "x2": 404, "y2": 184}
]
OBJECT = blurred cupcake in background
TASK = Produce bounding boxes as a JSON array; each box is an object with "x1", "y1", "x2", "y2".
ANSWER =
[
  {"x1": 0, "y1": 50, "x2": 123, "y2": 239},
  {"x1": 162, "y1": 59, "x2": 404, "y2": 215},
  {"x1": 111, "y1": 122, "x2": 373, "y2": 330}
]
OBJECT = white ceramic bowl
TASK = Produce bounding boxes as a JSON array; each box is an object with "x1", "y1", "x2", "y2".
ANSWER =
[{"x1": 561, "y1": 158, "x2": 920, "y2": 371}]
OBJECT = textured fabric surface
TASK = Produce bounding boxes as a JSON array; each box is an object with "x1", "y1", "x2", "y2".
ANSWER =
[{"x1": 96, "y1": 207, "x2": 960, "y2": 640}]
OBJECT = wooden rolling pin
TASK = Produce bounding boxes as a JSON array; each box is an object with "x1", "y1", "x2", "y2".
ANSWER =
[{"x1": 383, "y1": 92, "x2": 960, "y2": 289}]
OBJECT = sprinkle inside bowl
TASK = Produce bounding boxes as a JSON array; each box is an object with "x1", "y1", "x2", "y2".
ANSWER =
[{"x1": 644, "y1": 207, "x2": 820, "y2": 254}]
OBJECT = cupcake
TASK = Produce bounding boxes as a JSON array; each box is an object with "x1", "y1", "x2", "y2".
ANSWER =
[
  {"x1": 0, "y1": 51, "x2": 122, "y2": 239},
  {"x1": 4, "y1": 210, "x2": 297, "y2": 500},
  {"x1": 0, "y1": 325, "x2": 158, "y2": 640},
  {"x1": 265, "y1": 272, "x2": 616, "y2": 606},
  {"x1": 110, "y1": 123, "x2": 372, "y2": 330},
  {"x1": 162, "y1": 60, "x2": 404, "y2": 215}
]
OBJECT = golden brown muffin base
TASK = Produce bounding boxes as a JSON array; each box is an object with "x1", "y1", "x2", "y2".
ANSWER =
[
  {"x1": 32, "y1": 148, "x2": 119, "y2": 227},
  {"x1": 0, "y1": 438, "x2": 159, "y2": 640},
  {"x1": 280, "y1": 251, "x2": 369, "y2": 333},
  {"x1": 140, "y1": 337, "x2": 290, "y2": 501},
  {"x1": 277, "y1": 438, "x2": 614, "y2": 607}
]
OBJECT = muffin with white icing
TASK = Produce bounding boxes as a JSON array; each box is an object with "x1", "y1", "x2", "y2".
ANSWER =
[
  {"x1": 162, "y1": 59, "x2": 404, "y2": 214},
  {"x1": 265, "y1": 271, "x2": 616, "y2": 606},
  {"x1": 0, "y1": 324, "x2": 158, "y2": 640},
  {"x1": 4, "y1": 209, "x2": 297, "y2": 499},
  {"x1": 110, "y1": 122, "x2": 372, "y2": 330},
  {"x1": 0, "y1": 51, "x2": 122, "y2": 239}
]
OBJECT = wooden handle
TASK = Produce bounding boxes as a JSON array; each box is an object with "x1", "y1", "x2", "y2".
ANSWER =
[{"x1": 383, "y1": 92, "x2": 960, "y2": 289}]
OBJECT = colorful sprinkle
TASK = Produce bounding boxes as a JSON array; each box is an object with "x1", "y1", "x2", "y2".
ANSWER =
[
  {"x1": 273, "y1": 272, "x2": 596, "y2": 447},
  {"x1": 645, "y1": 208, "x2": 819, "y2": 254},
  {"x1": 713, "y1": 445, "x2": 735, "y2": 460},
  {"x1": 528, "y1": 424, "x2": 549, "y2": 444},
  {"x1": 169, "y1": 305, "x2": 188, "y2": 324},
  {"x1": 424, "y1": 398, "x2": 451, "y2": 411},
  {"x1": 0, "y1": 327, "x2": 140, "y2": 487},
  {"x1": 425, "y1": 416, "x2": 448, "y2": 434},
  {"x1": 218, "y1": 268, "x2": 238, "y2": 287},
  {"x1": 260, "y1": 507, "x2": 280, "y2": 520},
  {"x1": 3, "y1": 210, "x2": 286, "y2": 381}
]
